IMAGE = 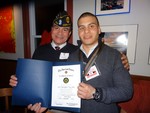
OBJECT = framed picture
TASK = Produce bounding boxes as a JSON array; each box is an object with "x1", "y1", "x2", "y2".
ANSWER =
[
  {"x1": 0, "y1": 5, "x2": 24, "y2": 60},
  {"x1": 101, "y1": 24, "x2": 138, "y2": 64},
  {"x1": 95, "y1": 0, "x2": 131, "y2": 16},
  {"x1": 148, "y1": 47, "x2": 150, "y2": 64}
]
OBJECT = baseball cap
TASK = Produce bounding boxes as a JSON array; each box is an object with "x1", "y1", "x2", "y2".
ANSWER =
[{"x1": 53, "y1": 11, "x2": 72, "y2": 27}]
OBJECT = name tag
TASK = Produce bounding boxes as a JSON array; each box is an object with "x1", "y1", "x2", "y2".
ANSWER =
[
  {"x1": 85, "y1": 65, "x2": 100, "y2": 81},
  {"x1": 59, "y1": 52, "x2": 69, "y2": 59}
]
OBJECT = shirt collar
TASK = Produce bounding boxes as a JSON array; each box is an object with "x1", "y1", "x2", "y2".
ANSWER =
[
  {"x1": 80, "y1": 43, "x2": 98, "y2": 58},
  {"x1": 51, "y1": 41, "x2": 67, "y2": 50}
]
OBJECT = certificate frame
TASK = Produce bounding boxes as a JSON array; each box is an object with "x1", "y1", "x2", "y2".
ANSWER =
[
  {"x1": 0, "y1": 5, "x2": 24, "y2": 60},
  {"x1": 95, "y1": 0, "x2": 131, "y2": 16},
  {"x1": 101, "y1": 24, "x2": 138, "y2": 64}
]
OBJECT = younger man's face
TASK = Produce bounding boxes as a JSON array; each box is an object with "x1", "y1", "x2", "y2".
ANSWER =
[{"x1": 78, "y1": 16, "x2": 101, "y2": 47}]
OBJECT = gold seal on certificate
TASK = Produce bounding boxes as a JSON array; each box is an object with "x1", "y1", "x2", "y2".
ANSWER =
[{"x1": 63, "y1": 77, "x2": 69, "y2": 83}]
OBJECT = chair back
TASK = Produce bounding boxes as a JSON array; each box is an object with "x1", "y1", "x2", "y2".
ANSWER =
[{"x1": 0, "y1": 88, "x2": 13, "y2": 111}]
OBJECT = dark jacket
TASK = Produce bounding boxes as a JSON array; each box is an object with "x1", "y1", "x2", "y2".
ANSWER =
[{"x1": 68, "y1": 42, "x2": 133, "y2": 113}]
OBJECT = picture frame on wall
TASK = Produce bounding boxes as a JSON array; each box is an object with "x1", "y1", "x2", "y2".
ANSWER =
[
  {"x1": 148, "y1": 46, "x2": 150, "y2": 64},
  {"x1": 0, "y1": 5, "x2": 24, "y2": 60},
  {"x1": 95, "y1": 0, "x2": 131, "y2": 16},
  {"x1": 100, "y1": 32, "x2": 128, "y2": 55},
  {"x1": 101, "y1": 24, "x2": 138, "y2": 64}
]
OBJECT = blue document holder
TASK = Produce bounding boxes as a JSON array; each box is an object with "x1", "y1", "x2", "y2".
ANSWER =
[{"x1": 12, "y1": 58, "x2": 82, "y2": 112}]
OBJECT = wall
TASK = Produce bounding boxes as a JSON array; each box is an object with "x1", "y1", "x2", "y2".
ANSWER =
[
  {"x1": 0, "y1": 59, "x2": 17, "y2": 88},
  {"x1": 72, "y1": 0, "x2": 150, "y2": 76}
]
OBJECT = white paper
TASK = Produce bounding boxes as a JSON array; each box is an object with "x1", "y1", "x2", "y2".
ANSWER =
[{"x1": 51, "y1": 64, "x2": 81, "y2": 108}]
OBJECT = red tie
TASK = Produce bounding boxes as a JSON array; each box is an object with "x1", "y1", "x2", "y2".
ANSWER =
[{"x1": 55, "y1": 46, "x2": 60, "y2": 50}]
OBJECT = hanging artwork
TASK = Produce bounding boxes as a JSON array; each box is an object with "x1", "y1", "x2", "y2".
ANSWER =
[
  {"x1": 148, "y1": 47, "x2": 150, "y2": 64},
  {"x1": 0, "y1": 5, "x2": 24, "y2": 60},
  {"x1": 0, "y1": 6, "x2": 16, "y2": 53},
  {"x1": 95, "y1": 0, "x2": 131, "y2": 16},
  {"x1": 101, "y1": 24, "x2": 138, "y2": 64}
]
